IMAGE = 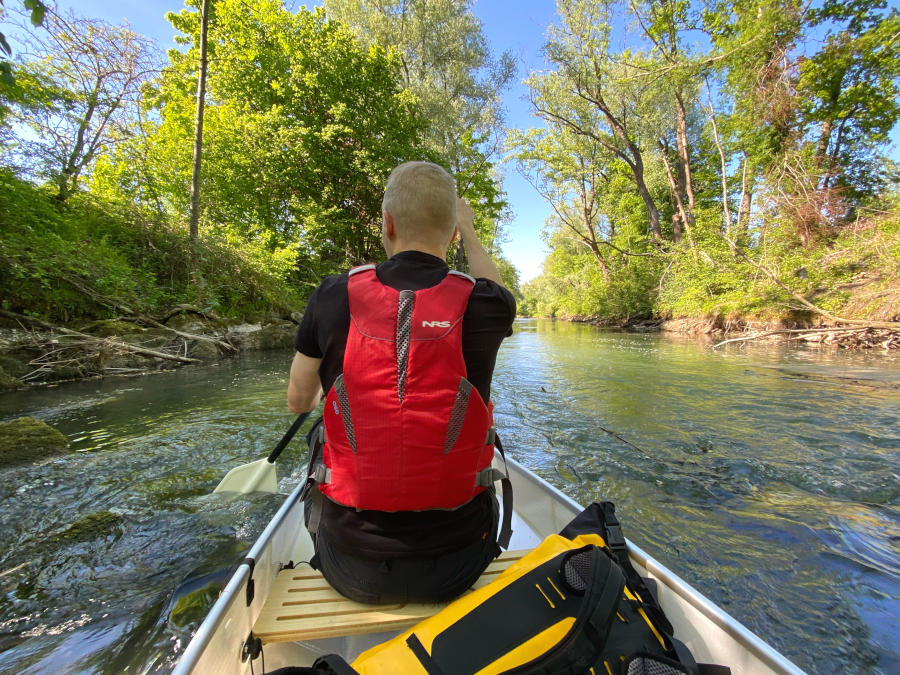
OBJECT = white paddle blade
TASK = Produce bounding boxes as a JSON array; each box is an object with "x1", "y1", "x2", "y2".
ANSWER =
[{"x1": 213, "y1": 458, "x2": 278, "y2": 494}]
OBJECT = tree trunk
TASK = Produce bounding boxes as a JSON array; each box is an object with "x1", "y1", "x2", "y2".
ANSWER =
[
  {"x1": 659, "y1": 142, "x2": 695, "y2": 253},
  {"x1": 589, "y1": 245, "x2": 611, "y2": 281},
  {"x1": 706, "y1": 100, "x2": 732, "y2": 235},
  {"x1": 188, "y1": 0, "x2": 211, "y2": 245},
  {"x1": 671, "y1": 211, "x2": 683, "y2": 244},
  {"x1": 55, "y1": 89, "x2": 99, "y2": 201},
  {"x1": 631, "y1": 154, "x2": 662, "y2": 239},
  {"x1": 588, "y1": 88, "x2": 661, "y2": 239},
  {"x1": 739, "y1": 188, "x2": 753, "y2": 232},
  {"x1": 738, "y1": 159, "x2": 754, "y2": 234},
  {"x1": 816, "y1": 118, "x2": 833, "y2": 165},
  {"x1": 674, "y1": 92, "x2": 696, "y2": 215}
]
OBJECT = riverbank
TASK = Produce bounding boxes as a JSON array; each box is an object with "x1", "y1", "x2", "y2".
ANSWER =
[
  {"x1": 0, "y1": 311, "x2": 298, "y2": 391},
  {"x1": 571, "y1": 312, "x2": 900, "y2": 350}
]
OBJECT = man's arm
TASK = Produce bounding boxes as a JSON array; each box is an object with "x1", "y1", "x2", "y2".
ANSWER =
[
  {"x1": 287, "y1": 351, "x2": 323, "y2": 413},
  {"x1": 456, "y1": 197, "x2": 504, "y2": 286}
]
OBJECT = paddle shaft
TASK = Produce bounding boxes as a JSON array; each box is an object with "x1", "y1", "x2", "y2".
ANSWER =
[{"x1": 266, "y1": 412, "x2": 310, "y2": 463}]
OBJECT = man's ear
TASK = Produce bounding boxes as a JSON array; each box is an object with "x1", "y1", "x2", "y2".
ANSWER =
[{"x1": 383, "y1": 210, "x2": 395, "y2": 240}]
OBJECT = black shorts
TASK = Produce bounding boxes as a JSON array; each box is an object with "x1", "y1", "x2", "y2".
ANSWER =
[{"x1": 311, "y1": 498, "x2": 499, "y2": 604}]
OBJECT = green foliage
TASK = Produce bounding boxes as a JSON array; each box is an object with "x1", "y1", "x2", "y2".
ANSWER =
[
  {"x1": 519, "y1": 0, "x2": 900, "y2": 324},
  {"x1": 797, "y1": 0, "x2": 900, "y2": 197},
  {"x1": 654, "y1": 210, "x2": 900, "y2": 321},
  {"x1": 323, "y1": 0, "x2": 514, "y2": 248},
  {"x1": 0, "y1": 170, "x2": 302, "y2": 322},
  {"x1": 0, "y1": 0, "x2": 46, "y2": 118},
  {"x1": 103, "y1": 0, "x2": 429, "y2": 280},
  {"x1": 521, "y1": 233, "x2": 661, "y2": 320},
  {"x1": 491, "y1": 253, "x2": 522, "y2": 301}
]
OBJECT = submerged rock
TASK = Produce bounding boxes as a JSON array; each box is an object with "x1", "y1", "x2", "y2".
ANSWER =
[
  {"x1": 0, "y1": 417, "x2": 71, "y2": 466},
  {"x1": 0, "y1": 365, "x2": 21, "y2": 391},
  {"x1": 80, "y1": 319, "x2": 145, "y2": 337},
  {"x1": 49, "y1": 510, "x2": 123, "y2": 544}
]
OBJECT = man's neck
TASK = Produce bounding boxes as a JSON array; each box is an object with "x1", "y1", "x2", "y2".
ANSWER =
[{"x1": 387, "y1": 242, "x2": 447, "y2": 260}]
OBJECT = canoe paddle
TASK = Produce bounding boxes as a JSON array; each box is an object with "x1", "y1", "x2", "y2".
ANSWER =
[{"x1": 213, "y1": 412, "x2": 310, "y2": 494}]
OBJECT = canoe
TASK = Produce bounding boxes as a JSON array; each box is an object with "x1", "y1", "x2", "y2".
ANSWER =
[{"x1": 173, "y1": 456, "x2": 806, "y2": 674}]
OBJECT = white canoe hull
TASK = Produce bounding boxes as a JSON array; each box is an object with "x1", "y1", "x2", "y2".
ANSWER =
[{"x1": 174, "y1": 457, "x2": 805, "y2": 674}]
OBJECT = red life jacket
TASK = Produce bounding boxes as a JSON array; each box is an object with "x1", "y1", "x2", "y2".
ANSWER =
[{"x1": 318, "y1": 265, "x2": 496, "y2": 512}]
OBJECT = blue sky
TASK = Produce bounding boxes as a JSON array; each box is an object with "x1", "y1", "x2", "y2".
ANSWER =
[{"x1": 53, "y1": 0, "x2": 558, "y2": 282}]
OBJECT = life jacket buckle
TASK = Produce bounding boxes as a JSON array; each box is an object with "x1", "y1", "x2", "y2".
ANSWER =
[
  {"x1": 313, "y1": 464, "x2": 332, "y2": 484},
  {"x1": 476, "y1": 466, "x2": 507, "y2": 487}
]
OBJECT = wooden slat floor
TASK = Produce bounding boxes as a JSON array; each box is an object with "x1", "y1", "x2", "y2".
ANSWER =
[{"x1": 253, "y1": 549, "x2": 528, "y2": 644}]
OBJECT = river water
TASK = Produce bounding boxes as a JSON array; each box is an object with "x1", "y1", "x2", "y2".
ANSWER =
[{"x1": 0, "y1": 319, "x2": 897, "y2": 674}]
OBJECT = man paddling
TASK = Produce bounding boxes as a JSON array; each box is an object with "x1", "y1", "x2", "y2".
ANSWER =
[{"x1": 287, "y1": 161, "x2": 515, "y2": 603}]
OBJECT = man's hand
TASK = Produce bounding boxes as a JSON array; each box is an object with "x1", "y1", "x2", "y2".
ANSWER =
[
  {"x1": 455, "y1": 197, "x2": 504, "y2": 286},
  {"x1": 456, "y1": 197, "x2": 477, "y2": 244}
]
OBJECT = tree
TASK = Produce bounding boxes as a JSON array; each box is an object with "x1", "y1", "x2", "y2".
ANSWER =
[
  {"x1": 322, "y1": 0, "x2": 515, "y2": 246},
  {"x1": 5, "y1": 6, "x2": 159, "y2": 200},
  {"x1": 799, "y1": 0, "x2": 900, "y2": 197},
  {"x1": 117, "y1": 0, "x2": 428, "y2": 275},
  {"x1": 187, "y1": 0, "x2": 210, "y2": 245},
  {"x1": 703, "y1": 0, "x2": 805, "y2": 225},
  {"x1": 531, "y1": 0, "x2": 670, "y2": 239}
]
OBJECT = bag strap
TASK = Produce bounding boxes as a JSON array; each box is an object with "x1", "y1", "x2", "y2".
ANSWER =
[
  {"x1": 493, "y1": 434, "x2": 514, "y2": 550},
  {"x1": 597, "y1": 501, "x2": 675, "y2": 637}
]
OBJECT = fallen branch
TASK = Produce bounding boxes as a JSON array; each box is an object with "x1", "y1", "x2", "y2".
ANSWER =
[
  {"x1": 596, "y1": 423, "x2": 654, "y2": 461},
  {"x1": 2, "y1": 257, "x2": 235, "y2": 352},
  {"x1": 134, "y1": 314, "x2": 237, "y2": 352},
  {"x1": 154, "y1": 304, "x2": 221, "y2": 323},
  {"x1": 0, "y1": 561, "x2": 29, "y2": 578},
  {"x1": 0, "y1": 310, "x2": 199, "y2": 364},
  {"x1": 712, "y1": 326, "x2": 895, "y2": 349}
]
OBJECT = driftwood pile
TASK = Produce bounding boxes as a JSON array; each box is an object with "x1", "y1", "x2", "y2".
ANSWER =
[
  {"x1": 0, "y1": 307, "x2": 236, "y2": 384},
  {"x1": 712, "y1": 326, "x2": 899, "y2": 350}
]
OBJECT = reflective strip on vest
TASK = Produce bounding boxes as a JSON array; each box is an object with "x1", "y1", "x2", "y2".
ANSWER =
[{"x1": 320, "y1": 267, "x2": 495, "y2": 511}]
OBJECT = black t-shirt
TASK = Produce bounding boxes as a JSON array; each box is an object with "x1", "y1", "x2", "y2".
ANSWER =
[{"x1": 294, "y1": 250, "x2": 516, "y2": 558}]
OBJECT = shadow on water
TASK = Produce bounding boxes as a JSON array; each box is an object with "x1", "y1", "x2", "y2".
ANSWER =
[
  {"x1": 0, "y1": 326, "x2": 898, "y2": 673},
  {"x1": 494, "y1": 319, "x2": 899, "y2": 674}
]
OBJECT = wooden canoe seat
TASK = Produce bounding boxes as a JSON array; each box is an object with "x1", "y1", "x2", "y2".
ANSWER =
[{"x1": 253, "y1": 549, "x2": 528, "y2": 644}]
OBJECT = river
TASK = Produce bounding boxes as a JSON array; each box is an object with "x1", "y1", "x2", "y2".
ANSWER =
[{"x1": 0, "y1": 319, "x2": 898, "y2": 674}]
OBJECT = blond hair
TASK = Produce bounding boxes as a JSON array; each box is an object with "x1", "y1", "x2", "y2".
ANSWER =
[{"x1": 382, "y1": 161, "x2": 457, "y2": 245}]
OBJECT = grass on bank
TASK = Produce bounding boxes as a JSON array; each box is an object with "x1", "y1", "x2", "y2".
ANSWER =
[
  {"x1": 0, "y1": 170, "x2": 303, "y2": 324},
  {"x1": 656, "y1": 212, "x2": 900, "y2": 324}
]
